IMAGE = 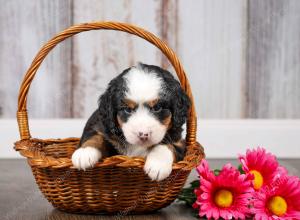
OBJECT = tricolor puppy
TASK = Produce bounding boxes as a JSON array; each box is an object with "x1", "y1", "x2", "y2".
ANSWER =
[{"x1": 72, "y1": 63, "x2": 190, "y2": 181}]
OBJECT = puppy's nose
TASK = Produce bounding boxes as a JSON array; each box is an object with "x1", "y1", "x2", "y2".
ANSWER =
[{"x1": 138, "y1": 132, "x2": 150, "y2": 141}]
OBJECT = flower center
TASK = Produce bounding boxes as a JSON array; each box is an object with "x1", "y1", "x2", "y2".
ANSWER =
[
  {"x1": 268, "y1": 196, "x2": 287, "y2": 217},
  {"x1": 250, "y1": 170, "x2": 264, "y2": 190},
  {"x1": 214, "y1": 189, "x2": 233, "y2": 208}
]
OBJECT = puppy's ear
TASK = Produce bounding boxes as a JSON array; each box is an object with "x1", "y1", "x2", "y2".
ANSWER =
[
  {"x1": 171, "y1": 83, "x2": 191, "y2": 129},
  {"x1": 98, "y1": 89, "x2": 116, "y2": 135},
  {"x1": 98, "y1": 68, "x2": 130, "y2": 136},
  {"x1": 98, "y1": 78, "x2": 125, "y2": 136}
]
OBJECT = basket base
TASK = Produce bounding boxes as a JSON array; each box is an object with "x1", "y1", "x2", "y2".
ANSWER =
[{"x1": 13, "y1": 138, "x2": 204, "y2": 214}]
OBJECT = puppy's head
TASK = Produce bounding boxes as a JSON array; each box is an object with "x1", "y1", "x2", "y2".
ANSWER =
[{"x1": 98, "y1": 63, "x2": 190, "y2": 147}]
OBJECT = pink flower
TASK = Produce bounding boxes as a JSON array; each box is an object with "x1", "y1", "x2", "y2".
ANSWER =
[
  {"x1": 252, "y1": 175, "x2": 300, "y2": 219},
  {"x1": 239, "y1": 147, "x2": 279, "y2": 190},
  {"x1": 193, "y1": 159, "x2": 254, "y2": 220}
]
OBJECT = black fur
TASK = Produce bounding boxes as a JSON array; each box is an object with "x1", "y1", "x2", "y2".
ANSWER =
[{"x1": 97, "y1": 68, "x2": 129, "y2": 137}]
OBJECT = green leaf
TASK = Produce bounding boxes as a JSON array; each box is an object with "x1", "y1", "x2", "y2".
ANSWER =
[
  {"x1": 238, "y1": 164, "x2": 245, "y2": 174},
  {"x1": 190, "y1": 180, "x2": 200, "y2": 188},
  {"x1": 214, "y1": 169, "x2": 221, "y2": 176},
  {"x1": 177, "y1": 180, "x2": 200, "y2": 207}
]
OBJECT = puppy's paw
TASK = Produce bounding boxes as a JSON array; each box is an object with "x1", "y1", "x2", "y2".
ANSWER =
[
  {"x1": 71, "y1": 146, "x2": 102, "y2": 170},
  {"x1": 144, "y1": 145, "x2": 173, "y2": 181}
]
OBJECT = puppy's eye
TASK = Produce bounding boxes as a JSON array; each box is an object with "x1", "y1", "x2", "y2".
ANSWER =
[
  {"x1": 122, "y1": 107, "x2": 133, "y2": 114},
  {"x1": 151, "y1": 104, "x2": 162, "y2": 113}
]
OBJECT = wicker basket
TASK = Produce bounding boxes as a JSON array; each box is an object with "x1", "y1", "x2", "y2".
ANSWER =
[{"x1": 14, "y1": 21, "x2": 204, "y2": 214}]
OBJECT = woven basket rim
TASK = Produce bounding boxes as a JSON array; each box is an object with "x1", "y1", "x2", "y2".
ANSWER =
[{"x1": 14, "y1": 137, "x2": 204, "y2": 170}]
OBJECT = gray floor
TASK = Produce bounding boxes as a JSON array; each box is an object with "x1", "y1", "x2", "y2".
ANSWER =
[{"x1": 0, "y1": 159, "x2": 299, "y2": 220}]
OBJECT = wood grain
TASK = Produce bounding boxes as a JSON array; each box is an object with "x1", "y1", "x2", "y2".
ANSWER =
[
  {"x1": 246, "y1": 0, "x2": 300, "y2": 118},
  {"x1": 175, "y1": 0, "x2": 248, "y2": 118},
  {"x1": 0, "y1": 0, "x2": 73, "y2": 118},
  {"x1": 157, "y1": 0, "x2": 179, "y2": 70},
  {"x1": 1, "y1": 1, "x2": 300, "y2": 119},
  {"x1": 71, "y1": 0, "x2": 161, "y2": 117}
]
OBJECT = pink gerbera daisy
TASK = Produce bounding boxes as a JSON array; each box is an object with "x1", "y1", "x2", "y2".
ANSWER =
[
  {"x1": 239, "y1": 147, "x2": 279, "y2": 190},
  {"x1": 193, "y1": 159, "x2": 254, "y2": 219},
  {"x1": 252, "y1": 175, "x2": 300, "y2": 219}
]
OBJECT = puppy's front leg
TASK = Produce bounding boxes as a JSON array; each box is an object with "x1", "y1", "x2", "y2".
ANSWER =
[
  {"x1": 72, "y1": 133, "x2": 103, "y2": 171},
  {"x1": 144, "y1": 144, "x2": 174, "y2": 181}
]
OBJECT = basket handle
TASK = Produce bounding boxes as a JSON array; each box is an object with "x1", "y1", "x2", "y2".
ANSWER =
[{"x1": 17, "y1": 21, "x2": 197, "y2": 145}]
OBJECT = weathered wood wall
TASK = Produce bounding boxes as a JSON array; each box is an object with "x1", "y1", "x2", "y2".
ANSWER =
[
  {"x1": 0, "y1": 0, "x2": 299, "y2": 119},
  {"x1": 246, "y1": 0, "x2": 300, "y2": 118},
  {"x1": 0, "y1": 0, "x2": 73, "y2": 118}
]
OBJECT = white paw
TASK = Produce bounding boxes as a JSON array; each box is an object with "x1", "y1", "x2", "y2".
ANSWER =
[
  {"x1": 71, "y1": 146, "x2": 102, "y2": 170},
  {"x1": 144, "y1": 145, "x2": 173, "y2": 181}
]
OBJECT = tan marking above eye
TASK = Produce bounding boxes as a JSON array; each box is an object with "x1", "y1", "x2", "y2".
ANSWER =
[
  {"x1": 123, "y1": 99, "x2": 138, "y2": 109},
  {"x1": 146, "y1": 99, "x2": 159, "y2": 107}
]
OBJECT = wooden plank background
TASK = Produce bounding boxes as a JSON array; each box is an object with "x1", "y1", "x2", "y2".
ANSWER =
[
  {"x1": 0, "y1": 0, "x2": 73, "y2": 118},
  {"x1": 0, "y1": 0, "x2": 299, "y2": 119},
  {"x1": 246, "y1": 0, "x2": 300, "y2": 118}
]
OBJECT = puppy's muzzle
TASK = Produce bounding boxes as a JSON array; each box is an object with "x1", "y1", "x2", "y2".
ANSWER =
[{"x1": 138, "y1": 131, "x2": 151, "y2": 142}]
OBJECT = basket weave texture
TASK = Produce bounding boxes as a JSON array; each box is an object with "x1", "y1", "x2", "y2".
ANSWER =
[{"x1": 14, "y1": 21, "x2": 204, "y2": 214}]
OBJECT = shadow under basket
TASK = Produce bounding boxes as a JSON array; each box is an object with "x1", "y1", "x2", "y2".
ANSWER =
[{"x1": 14, "y1": 21, "x2": 205, "y2": 214}]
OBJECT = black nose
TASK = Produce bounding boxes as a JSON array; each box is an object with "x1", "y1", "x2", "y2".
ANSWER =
[
  {"x1": 138, "y1": 132, "x2": 148, "y2": 137},
  {"x1": 138, "y1": 132, "x2": 150, "y2": 141}
]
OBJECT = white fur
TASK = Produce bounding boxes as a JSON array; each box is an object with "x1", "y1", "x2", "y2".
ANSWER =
[
  {"x1": 121, "y1": 66, "x2": 167, "y2": 147},
  {"x1": 125, "y1": 145, "x2": 149, "y2": 157},
  {"x1": 71, "y1": 146, "x2": 102, "y2": 170},
  {"x1": 122, "y1": 105, "x2": 167, "y2": 147},
  {"x1": 124, "y1": 67, "x2": 162, "y2": 102},
  {"x1": 144, "y1": 144, "x2": 174, "y2": 181}
]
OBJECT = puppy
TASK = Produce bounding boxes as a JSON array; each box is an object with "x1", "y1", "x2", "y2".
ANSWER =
[{"x1": 72, "y1": 63, "x2": 190, "y2": 181}]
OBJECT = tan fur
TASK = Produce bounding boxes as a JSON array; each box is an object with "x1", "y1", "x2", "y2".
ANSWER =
[
  {"x1": 162, "y1": 115, "x2": 172, "y2": 129},
  {"x1": 123, "y1": 98, "x2": 137, "y2": 109},
  {"x1": 117, "y1": 115, "x2": 123, "y2": 127},
  {"x1": 146, "y1": 99, "x2": 158, "y2": 107},
  {"x1": 174, "y1": 140, "x2": 186, "y2": 161},
  {"x1": 82, "y1": 133, "x2": 103, "y2": 147},
  {"x1": 173, "y1": 140, "x2": 185, "y2": 148},
  {"x1": 81, "y1": 132, "x2": 109, "y2": 157}
]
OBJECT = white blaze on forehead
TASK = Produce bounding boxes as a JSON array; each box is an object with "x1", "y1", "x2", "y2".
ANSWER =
[{"x1": 124, "y1": 67, "x2": 162, "y2": 102}]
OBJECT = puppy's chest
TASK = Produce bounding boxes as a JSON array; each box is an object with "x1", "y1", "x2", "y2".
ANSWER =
[{"x1": 124, "y1": 145, "x2": 149, "y2": 157}]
